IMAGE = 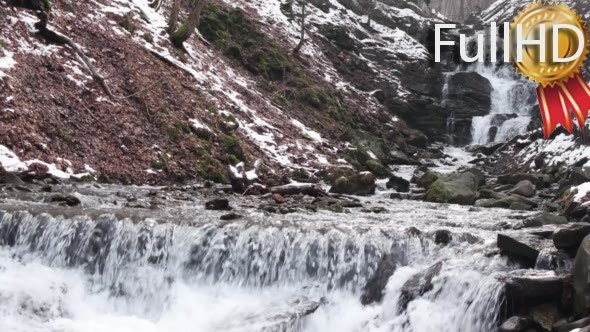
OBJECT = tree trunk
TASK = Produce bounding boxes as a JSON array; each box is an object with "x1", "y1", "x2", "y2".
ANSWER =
[
  {"x1": 293, "y1": 1, "x2": 306, "y2": 54},
  {"x1": 171, "y1": 0, "x2": 206, "y2": 48},
  {"x1": 168, "y1": 0, "x2": 181, "y2": 34},
  {"x1": 459, "y1": 0, "x2": 465, "y2": 21}
]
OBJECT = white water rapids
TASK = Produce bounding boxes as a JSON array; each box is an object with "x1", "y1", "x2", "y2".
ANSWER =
[{"x1": 0, "y1": 190, "x2": 527, "y2": 332}]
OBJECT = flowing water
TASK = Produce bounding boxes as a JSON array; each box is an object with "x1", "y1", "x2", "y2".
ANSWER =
[
  {"x1": 0, "y1": 188, "x2": 530, "y2": 332},
  {"x1": 470, "y1": 64, "x2": 536, "y2": 145}
]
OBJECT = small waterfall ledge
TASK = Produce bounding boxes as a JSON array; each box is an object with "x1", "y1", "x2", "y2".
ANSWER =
[{"x1": 0, "y1": 200, "x2": 517, "y2": 332}]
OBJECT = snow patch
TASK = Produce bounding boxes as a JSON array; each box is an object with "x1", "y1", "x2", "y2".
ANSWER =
[{"x1": 0, "y1": 51, "x2": 16, "y2": 78}]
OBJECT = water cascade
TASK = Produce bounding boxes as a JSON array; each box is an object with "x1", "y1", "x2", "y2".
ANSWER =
[
  {"x1": 470, "y1": 64, "x2": 537, "y2": 144},
  {"x1": 0, "y1": 205, "x2": 515, "y2": 332}
]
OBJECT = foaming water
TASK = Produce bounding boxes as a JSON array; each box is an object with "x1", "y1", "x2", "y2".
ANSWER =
[
  {"x1": 470, "y1": 64, "x2": 536, "y2": 145},
  {"x1": 0, "y1": 206, "x2": 512, "y2": 332}
]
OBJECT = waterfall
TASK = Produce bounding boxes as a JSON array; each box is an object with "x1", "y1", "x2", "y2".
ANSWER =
[
  {"x1": 0, "y1": 207, "x2": 512, "y2": 332},
  {"x1": 469, "y1": 65, "x2": 536, "y2": 145}
]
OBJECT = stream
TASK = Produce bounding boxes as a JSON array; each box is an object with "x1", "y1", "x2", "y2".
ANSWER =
[{"x1": 0, "y1": 149, "x2": 533, "y2": 332}]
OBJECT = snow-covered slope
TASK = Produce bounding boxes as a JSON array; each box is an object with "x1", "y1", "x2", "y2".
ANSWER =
[{"x1": 0, "y1": 0, "x2": 441, "y2": 184}]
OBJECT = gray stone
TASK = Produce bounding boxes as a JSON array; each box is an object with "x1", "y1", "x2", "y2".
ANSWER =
[
  {"x1": 573, "y1": 235, "x2": 590, "y2": 316},
  {"x1": 510, "y1": 180, "x2": 536, "y2": 198},
  {"x1": 499, "y1": 316, "x2": 532, "y2": 332},
  {"x1": 554, "y1": 224, "x2": 590, "y2": 251},
  {"x1": 424, "y1": 172, "x2": 478, "y2": 205},
  {"x1": 361, "y1": 254, "x2": 397, "y2": 305},
  {"x1": 329, "y1": 172, "x2": 377, "y2": 196},
  {"x1": 522, "y1": 212, "x2": 567, "y2": 228},
  {"x1": 398, "y1": 261, "x2": 443, "y2": 312}
]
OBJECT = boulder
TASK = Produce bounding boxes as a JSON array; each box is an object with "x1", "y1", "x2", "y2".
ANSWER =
[
  {"x1": 568, "y1": 167, "x2": 590, "y2": 187},
  {"x1": 365, "y1": 159, "x2": 392, "y2": 178},
  {"x1": 329, "y1": 172, "x2": 376, "y2": 196},
  {"x1": 491, "y1": 113, "x2": 519, "y2": 126},
  {"x1": 528, "y1": 303, "x2": 560, "y2": 332},
  {"x1": 498, "y1": 173, "x2": 550, "y2": 189},
  {"x1": 521, "y1": 212, "x2": 568, "y2": 228},
  {"x1": 510, "y1": 180, "x2": 536, "y2": 198},
  {"x1": 573, "y1": 235, "x2": 590, "y2": 317},
  {"x1": 386, "y1": 175, "x2": 410, "y2": 192},
  {"x1": 502, "y1": 270, "x2": 564, "y2": 316},
  {"x1": 554, "y1": 224, "x2": 590, "y2": 252},
  {"x1": 2, "y1": 173, "x2": 25, "y2": 186},
  {"x1": 424, "y1": 172, "x2": 478, "y2": 205},
  {"x1": 434, "y1": 229, "x2": 452, "y2": 245},
  {"x1": 553, "y1": 317, "x2": 590, "y2": 332},
  {"x1": 497, "y1": 233, "x2": 548, "y2": 266},
  {"x1": 398, "y1": 261, "x2": 443, "y2": 312},
  {"x1": 444, "y1": 72, "x2": 493, "y2": 145},
  {"x1": 499, "y1": 316, "x2": 534, "y2": 332},
  {"x1": 416, "y1": 170, "x2": 440, "y2": 189},
  {"x1": 47, "y1": 194, "x2": 81, "y2": 207},
  {"x1": 205, "y1": 198, "x2": 230, "y2": 210},
  {"x1": 361, "y1": 254, "x2": 397, "y2": 305}
]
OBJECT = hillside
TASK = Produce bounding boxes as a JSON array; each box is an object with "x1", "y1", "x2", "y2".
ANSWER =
[{"x1": 0, "y1": 0, "x2": 448, "y2": 185}]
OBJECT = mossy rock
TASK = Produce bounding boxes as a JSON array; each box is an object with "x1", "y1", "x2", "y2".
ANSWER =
[
  {"x1": 366, "y1": 159, "x2": 392, "y2": 178},
  {"x1": 323, "y1": 204, "x2": 344, "y2": 213},
  {"x1": 329, "y1": 173, "x2": 376, "y2": 196},
  {"x1": 223, "y1": 136, "x2": 245, "y2": 161},
  {"x1": 424, "y1": 172, "x2": 478, "y2": 205},
  {"x1": 417, "y1": 170, "x2": 440, "y2": 189},
  {"x1": 320, "y1": 166, "x2": 357, "y2": 185}
]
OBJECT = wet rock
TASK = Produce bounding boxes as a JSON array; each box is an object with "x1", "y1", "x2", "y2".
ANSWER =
[
  {"x1": 424, "y1": 172, "x2": 478, "y2": 205},
  {"x1": 2, "y1": 173, "x2": 25, "y2": 186},
  {"x1": 220, "y1": 213, "x2": 242, "y2": 221},
  {"x1": 521, "y1": 212, "x2": 568, "y2": 228},
  {"x1": 528, "y1": 303, "x2": 560, "y2": 332},
  {"x1": 573, "y1": 235, "x2": 590, "y2": 316},
  {"x1": 497, "y1": 233, "x2": 547, "y2": 266},
  {"x1": 320, "y1": 166, "x2": 358, "y2": 185},
  {"x1": 398, "y1": 261, "x2": 443, "y2": 312},
  {"x1": 509, "y1": 201, "x2": 534, "y2": 211},
  {"x1": 499, "y1": 316, "x2": 533, "y2": 332},
  {"x1": 498, "y1": 173, "x2": 550, "y2": 189},
  {"x1": 479, "y1": 189, "x2": 504, "y2": 200},
  {"x1": 502, "y1": 270, "x2": 564, "y2": 316},
  {"x1": 386, "y1": 175, "x2": 410, "y2": 192},
  {"x1": 205, "y1": 198, "x2": 230, "y2": 210},
  {"x1": 272, "y1": 193, "x2": 285, "y2": 204},
  {"x1": 406, "y1": 227, "x2": 422, "y2": 237},
  {"x1": 361, "y1": 254, "x2": 397, "y2": 305},
  {"x1": 463, "y1": 167, "x2": 486, "y2": 187},
  {"x1": 553, "y1": 317, "x2": 590, "y2": 332},
  {"x1": 434, "y1": 230, "x2": 452, "y2": 245},
  {"x1": 47, "y1": 194, "x2": 81, "y2": 207},
  {"x1": 554, "y1": 224, "x2": 590, "y2": 252},
  {"x1": 416, "y1": 169, "x2": 440, "y2": 189},
  {"x1": 365, "y1": 159, "x2": 392, "y2": 178},
  {"x1": 329, "y1": 172, "x2": 376, "y2": 196},
  {"x1": 567, "y1": 167, "x2": 590, "y2": 187},
  {"x1": 444, "y1": 72, "x2": 493, "y2": 145},
  {"x1": 510, "y1": 180, "x2": 536, "y2": 198}
]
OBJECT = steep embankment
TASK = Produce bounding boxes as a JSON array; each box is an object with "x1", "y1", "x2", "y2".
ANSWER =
[{"x1": 0, "y1": 0, "x2": 444, "y2": 185}]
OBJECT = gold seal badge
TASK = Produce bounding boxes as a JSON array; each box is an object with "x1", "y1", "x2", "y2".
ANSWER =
[{"x1": 511, "y1": 2, "x2": 589, "y2": 87}]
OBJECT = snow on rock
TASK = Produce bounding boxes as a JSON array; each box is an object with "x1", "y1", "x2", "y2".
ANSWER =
[
  {"x1": 0, "y1": 51, "x2": 16, "y2": 78},
  {"x1": 0, "y1": 145, "x2": 79, "y2": 179},
  {"x1": 574, "y1": 183, "x2": 590, "y2": 202},
  {"x1": 291, "y1": 120, "x2": 323, "y2": 143},
  {"x1": 519, "y1": 133, "x2": 590, "y2": 168}
]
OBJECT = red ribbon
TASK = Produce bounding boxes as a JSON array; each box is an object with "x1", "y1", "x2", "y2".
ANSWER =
[{"x1": 537, "y1": 73, "x2": 590, "y2": 138}]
